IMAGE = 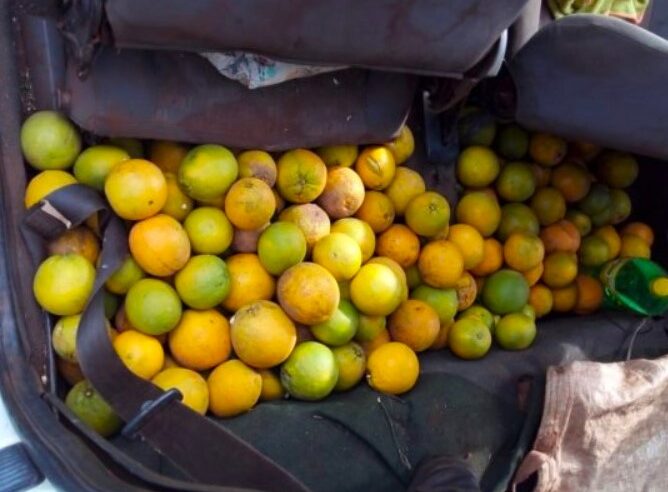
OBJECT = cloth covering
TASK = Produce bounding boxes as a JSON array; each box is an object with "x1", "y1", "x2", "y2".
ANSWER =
[
  {"x1": 548, "y1": 0, "x2": 650, "y2": 24},
  {"x1": 513, "y1": 354, "x2": 668, "y2": 491}
]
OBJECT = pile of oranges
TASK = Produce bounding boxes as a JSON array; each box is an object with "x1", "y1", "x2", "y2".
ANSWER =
[{"x1": 20, "y1": 108, "x2": 654, "y2": 435}]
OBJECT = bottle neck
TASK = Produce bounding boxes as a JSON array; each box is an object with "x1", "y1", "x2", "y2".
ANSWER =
[{"x1": 650, "y1": 277, "x2": 668, "y2": 298}]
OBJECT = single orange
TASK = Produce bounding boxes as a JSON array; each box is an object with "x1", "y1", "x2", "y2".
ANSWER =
[
  {"x1": 388, "y1": 300, "x2": 440, "y2": 352},
  {"x1": 542, "y1": 252, "x2": 578, "y2": 288},
  {"x1": 550, "y1": 162, "x2": 591, "y2": 202},
  {"x1": 354, "y1": 146, "x2": 396, "y2": 190},
  {"x1": 316, "y1": 166, "x2": 365, "y2": 219},
  {"x1": 418, "y1": 240, "x2": 464, "y2": 289},
  {"x1": 551, "y1": 283, "x2": 578, "y2": 312},
  {"x1": 620, "y1": 234, "x2": 651, "y2": 259},
  {"x1": 276, "y1": 148, "x2": 328, "y2": 203},
  {"x1": 376, "y1": 224, "x2": 421, "y2": 268},
  {"x1": 168, "y1": 309, "x2": 231, "y2": 371},
  {"x1": 129, "y1": 214, "x2": 191, "y2": 277},
  {"x1": 529, "y1": 284, "x2": 553, "y2": 318},
  {"x1": 503, "y1": 232, "x2": 545, "y2": 272},
  {"x1": 574, "y1": 275, "x2": 603, "y2": 314},
  {"x1": 105, "y1": 159, "x2": 167, "y2": 220},
  {"x1": 384, "y1": 167, "x2": 426, "y2": 215},
  {"x1": 470, "y1": 238, "x2": 504, "y2": 277},
  {"x1": 236, "y1": 150, "x2": 277, "y2": 186},
  {"x1": 405, "y1": 191, "x2": 451, "y2": 238},
  {"x1": 540, "y1": 220, "x2": 581, "y2": 254},
  {"x1": 47, "y1": 227, "x2": 100, "y2": 265},
  {"x1": 384, "y1": 125, "x2": 415, "y2": 165},
  {"x1": 149, "y1": 140, "x2": 188, "y2": 174},
  {"x1": 455, "y1": 191, "x2": 501, "y2": 237},
  {"x1": 277, "y1": 262, "x2": 340, "y2": 325},
  {"x1": 530, "y1": 187, "x2": 566, "y2": 226},
  {"x1": 529, "y1": 133, "x2": 567, "y2": 167},
  {"x1": 221, "y1": 254, "x2": 276, "y2": 312},
  {"x1": 224, "y1": 177, "x2": 275, "y2": 230},
  {"x1": 447, "y1": 223, "x2": 485, "y2": 270},
  {"x1": 354, "y1": 191, "x2": 395, "y2": 233}
]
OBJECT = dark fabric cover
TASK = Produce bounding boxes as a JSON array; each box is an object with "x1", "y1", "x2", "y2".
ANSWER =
[
  {"x1": 104, "y1": 0, "x2": 529, "y2": 77},
  {"x1": 65, "y1": 48, "x2": 416, "y2": 150},
  {"x1": 510, "y1": 15, "x2": 668, "y2": 160}
]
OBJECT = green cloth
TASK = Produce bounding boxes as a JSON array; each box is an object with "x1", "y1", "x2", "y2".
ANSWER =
[{"x1": 548, "y1": 0, "x2": 650, "y2": 23}]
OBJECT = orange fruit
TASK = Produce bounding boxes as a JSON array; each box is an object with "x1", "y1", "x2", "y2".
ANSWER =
[
  {"x1": 279, "y1": 203, "x2": 331, "y2": 252},
  {"x1": 354, "y1": 146, "x2": 396, "y2": 190},
  {"x1": 317, "y1": 166, "x2": 365, "y2": 219},
  {"x1": 73, "y1": 145, "x2": 129, "y2": 191},
  {"x1": 529, "y1": 284, "x2": 553, "y2": 318},
  {"x1": 257, "y1": 221, "x2": 308, "y2": 275},
  {"x1": 578, "y1": 183, "x2": 612, "y2": 217},
  {"x1": 231, "y1": 226, "x2": 265, "y2": 254},
  {"x1": 458, "y1": 305, "x2": 495, "y2": 333},
  {"x1": 152, "y1": 368, "x2": 209, "y2": 415},
  {"x1": 47, "y1": 227, "x2": 99, "y2": 265},
  {"x1": 183, "y1": 207, "x2": 234, "y2": 255},
  {"x1": 388, "y1": 300, "x2": 440, "y2": 352},
  {"x1": 104, "y1": 159, "x2": 167, "y2": 220},
  {"x1": 551, "y1": 283, "x2": 578, "y2": 312},
  {"x1": 125, "y1": 278, "x2": 182, "y2": 335},
  {"x1": 276, "y1": 148, "x2": 328, "y2": 203},
  {"x1": 496, "y1": 162, "x2": 536, "y2": 202},
  {"x1": 105, "y1": 256, "x2": 145, "y2": 295},
  {"x1": 149, "y1": 140, "x2": 189, "y2": 174},
  {"x1": 429, "y1": 320, "x2": 454, "y2": 350},
  {"x1": 458, "y1": 106, "x2": 496, "y2": 146},
  {"x1": 574, "y1": 275, "x2": 603, "y2": 314},
  {"x1": 385, "y1": 125, "x2": 415, "y2": 164},
  {"x1": 332, "y1": 342, "x2": 367, "y2": 391},
  {"x1": 540, "y1": 220, "x2": 581, "y2": 254},
  {"x1": 530, "y1": 187, "x2": 566, "y2": 226},
  {"x1": 221, "y1": 254, "x2": 276, "y2": 312},
  {"x1": 230, "y1": 300, "x2": 297, "y2": 368},
  {"x1": 174, "y1": 255, "x2": 231, "y2": 309},
  {"x1": 277, "y1": 262, "x2": 340, "y2": 325},
  {"x1": 311, "y1": 299, "x2": 359, "y2": 346},
  {"x1": 57, "y1": 359, "x2": 85, "y2": 386},
  {"x1": 384, "y1": 167, "x2": 426, "y2": 215},
  {"x1": 410, "y1": 284, "x2": 458, "y2": 326},
  {"x1": 224, "y1": 177, "x2": 275, "y2": 230},
  {"x1": 456, "y1": 146, "x2": 500, "y2": 188},
  {"x1": 503, "y1": 232, "x2": 545, "y2": 272},
  {"x1": 366, "y1": 342, "x2": 419, "y2": 394},
  {"x1": 375, "y1": 224, "x2": 420, "y2": 268},
  {"x1": 523, "y1": 262, "x2": 544, "y2": 287},
  {"x1": 418, "y1": 240, "x2": 464, "y2": 289},
  {"x1": 330, "y1": 218, "x2": 376, "y2": 262},
  {"x1": 455, "y1": 191, "x2": 501, "y2": 237},
  {"x1": 405, "y1": 191, "x2": 451, "y2": 238},
  {"x1": 52, "y1": 315, "x2": 107, "y2": 362},
  {"x1": 350, "y1": 263, "x2": 403, "y2": 316},
  {"x1": 405, "y1": 264, "x2": 422, "y2": 289},
  {"x1": 359, "y1": 328, "x2": 391, "y2": 354},
  {"x1": 129, "y1": 214, "x2": 191, "y2": 276},
  {"x1": 456, "y1": 272, "x2": 478, "y2": 310},
  {"x1": 531, "y1": 163, "x2": 552, "y2": 188},
  {"x1": 168, "y1": 309, "x2": 231, "y2": 371},
  {"x1": 21, "y1": 110, "x2": 81, "y2": 170},
  {"x1": 595, "y1": 151, "x2": 638, "y2": 188},
  {"x1": 24, "y1": 170, "x2": 77, "y2": 208},
  {"x1": 354, "y1": 191, "x2": 395, "y2": 233},
  {"x1": 579, "y1": 236, "x2": 611, "y2": 267},
  {"x1": 447, "y1": 224, "x2": 484, "y2": 270},
  {"x1": 178, "y1": 144, "x2": 238, "y2": 201},
  {"x1": 355, "y1": 315, "x2": 387, "y2": 343},
  {"x1": 259, "y1": 370, "x2": 286, "y2": 401},
  {"x1": 542, "y1": 252, "x2": 578, "y2": 288},
  {"x1": 367, "y1": 257, "x2": 409, "y2": 301},
  {"x1": 497, "y1": 203, "x2": 540, "y2": 241},
  {"x1": 161, "y1": 172, "x2": 193, "y2": 221},
  {"x1": 620, "y1": 234, "x2": 651, "y2": 259},
  {"x1": 481, "y1": 269, "x2": 530, "y2": 315},
  {"x1": 494, "y1": 313, "x2": 536, "y2": 350},
  {"x1": 593, "y1": 226, "x2": 621, "y2": 260},
  {"x1": 529, "y1": 133, "x2": 567, "y2": 167},
  {"x1": 565, "y1": 210, "x2": 592, "y2": 237},
  {"x1": 448, "y1": 318, "x2": 492, "y2": 360},
  {"x1": 113, "y1": 330, "x2": 164, "y2": 380},
  {"x1": 569, "y1": 141, "x2": 601, "y2": 163},
  {"x1": 315, "y1": 145, "x2": 358, "y2": 167},
  {"x1": 621, "y1": 222, "x2": 654, "y2": 246},
  {"x1": 33, "y1": 254, "x2": 95, "y2": 316},
  {"x1": 208, "y1": 360, "x2": 262, "y2": 417},
  {"x1": 550, "y1": 162, "x2": 591, "y2": 202},
  {"x1": 312, "y1": 233, "x2": 362, "y2": 281},
  {"x1": 237, "y1": 150, "x2": 277, "y2": 186},
  {"x1": 280, "y1": 341, "x2": 339, "y2": 400},
  {"x1": 65, "y1": 380, "x2": 121, "y2": 437},
  {"x1": 496, "y1": 124, "x2": 529, "y2": 160},
  {"x1": 608, "y1": 189, "x2": 632, "y2": 225},
  {"x1": 470, "y1": 238, "x2": 504, "y2": 277}
]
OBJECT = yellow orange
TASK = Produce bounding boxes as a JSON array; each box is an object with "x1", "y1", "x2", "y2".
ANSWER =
[
  {"x1": 503, "y1": 232, "x2": 545, "y2": 272},
  {"x1": 276, "y1": 148, "x2": 328, "y2": 203},
  {"x1": 277, "y1": 262, "x2": 340, "y2": 325},
  {"x1": 149, "y1": 140, "x2": 188, "y2": 174},
  {"x1": 455, "y1": 191, "x2": 501, "y2": 237},
  {"x1": 24, "y1": 170, "x2": 77, "y2": 208},
  {"x1": 418, "y1": 240, "x2": 464, "y2": 289},
  {"x1": 224, "y1": 177, "x2": 275, "y2": 230},
  {"x1": 208, "y1": 360, "x2": 262, "y2": 418},
  {"x1": 129, "y1": 214, "x2": 191, "y2": 277},
  {"x1": 354, "y1": 146, "x2": 396, "y2": 190},
  {"x1": 470, "y1": 238, "x2": 504, "y2": 277},
  {"x1": 384, "y1": 167, "x2": 426, "y2": 215},
  {"x1": 405, "y1": 191, "x2": 451, "y2": 238},
  {"x1": 105, "y1": 159, "x2": 167, "y2": 220},
  {"x1": 375, "y1": 224, "x2": 421, "y2": 268},
  {"x1": 447, "y1": 224, "x2": 484, "y2": 270},
  {"x1": 354, "y1": 191, "x2": 395, "y2": 233},
  {"x1": 221, "y1": 254, "x2": 276, "y2": 312}
]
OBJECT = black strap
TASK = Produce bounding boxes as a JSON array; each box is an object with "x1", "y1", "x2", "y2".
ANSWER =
[{"x1": 23, "y1": 184, "x2": 308, "y2": 492}]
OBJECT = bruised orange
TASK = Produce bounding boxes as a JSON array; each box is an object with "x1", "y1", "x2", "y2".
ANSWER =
[
  {"x1": 280, "y1": 204, "x2": 331, "y2": 252},
  {"x1": 236, "y1": 150, "x2": 277, "y2": 186},
  {"x1": 539, "y1": 220, "x2": 581, "y2": 254},
  {"x1": 224, "y1": 177, "x2": 275, "y2": 230},
  {"x1": 277, "y1": 262, "x2": 340, "y2": 325},
  {"x1": 47, "y1": 227, "x2": 99, "y2": 265},
  {"x1": 317, "y1": 166, "x2": 365, "y2": 219},
  {"x1": 354, "y1": 146, "x2": 396, "y2": 190}
]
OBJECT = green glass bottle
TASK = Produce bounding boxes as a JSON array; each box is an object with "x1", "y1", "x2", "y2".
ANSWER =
[{"x1": 599, "y1": 258, "x2": 668, "y2": 316}]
